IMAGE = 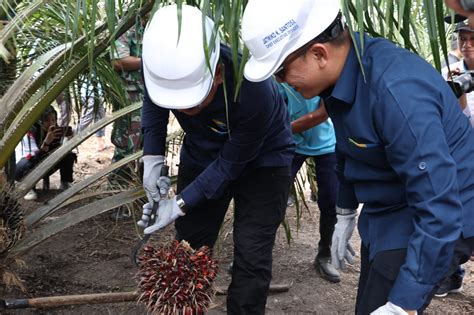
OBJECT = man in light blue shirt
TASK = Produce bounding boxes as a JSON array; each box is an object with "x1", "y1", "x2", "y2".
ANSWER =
[{"x1": 279, "y1": 83, "x2": 348, "y2": 283}]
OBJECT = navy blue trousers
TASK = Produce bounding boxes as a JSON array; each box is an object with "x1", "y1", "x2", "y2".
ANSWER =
[
  {"x1": 175, "y1": 164, "x2": 292, "y2": 315},
  {"x1": 290, "y1": 152, "x2": 337, "y2": 217},
  {"x1": 291, "y1": 152, "x2": 338, "y2": 256},
  {"x1": 15, "y1": 152, "x2": 76, "y2": 183},
  {"x1": 356, "y1": 236, "x2": 474, "y2": 314}
]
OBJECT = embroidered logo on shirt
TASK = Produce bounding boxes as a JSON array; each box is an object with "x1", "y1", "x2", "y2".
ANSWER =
[
  {"x1": 348, "y1": 138, "x2": 380, "y2": 148},
  {"x1": 208, "y1": 119, "x2": 228, "y2": 136}
]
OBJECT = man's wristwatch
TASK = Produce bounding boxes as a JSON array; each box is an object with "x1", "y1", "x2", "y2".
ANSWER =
[
  {"x1": 176, "y1": 194, "x2": 187, "y2": 213},
  {"x1": 335, "y1": 206, "x2": 357, "y2": 216}
]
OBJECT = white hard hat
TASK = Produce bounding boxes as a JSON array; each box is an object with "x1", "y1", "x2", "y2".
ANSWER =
[
  {"x1": 242, "y1": 0, "x2": 340, "y2": 82},
  {"x1": 142, "y1": 4, "x2": 220, "y2": 109}
]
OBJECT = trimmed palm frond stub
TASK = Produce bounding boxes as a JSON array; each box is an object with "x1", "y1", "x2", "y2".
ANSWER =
[
  {"x1": 0, "y1": 186, "x2": 26, "y2": 290},
  {"x1": 137, "y1": 240, "x2": 218, "y2": 315}
]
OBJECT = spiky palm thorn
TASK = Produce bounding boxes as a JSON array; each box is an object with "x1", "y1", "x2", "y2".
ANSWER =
[{"x1": 136, "y1": 240, "x2": 218, "y2": 314}]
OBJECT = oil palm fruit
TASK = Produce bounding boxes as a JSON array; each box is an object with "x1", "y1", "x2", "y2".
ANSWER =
[{"x1": 137, "y1": 240, "x2": 218, "y2": 314}]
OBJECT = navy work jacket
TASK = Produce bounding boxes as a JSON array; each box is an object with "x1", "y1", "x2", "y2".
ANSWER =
[
  {"x1": 142, "y1": 45, "x2": 294, "y2": 209},
  {"x1": 322, "y1": 33, "x2": 474, "y2": 310}
]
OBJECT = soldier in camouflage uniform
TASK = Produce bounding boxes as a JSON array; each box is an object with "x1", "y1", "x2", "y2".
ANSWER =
[
  {"x1": 108, "y1": 23, "x2": 145, "y2": 219},
  {"x1": 110, "y1": 23, "x2": 144, "y2": 164}
]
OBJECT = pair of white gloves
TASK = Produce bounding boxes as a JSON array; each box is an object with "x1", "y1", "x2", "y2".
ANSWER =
[
  {"x1": 332, "y1": 207, "x2": 415, "y2": 315},
  {"x1": 139, "y1": 155, "x2": 185, "y2": 234}
]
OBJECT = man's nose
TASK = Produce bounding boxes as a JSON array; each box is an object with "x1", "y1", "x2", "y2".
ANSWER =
[{"x1": 464, "y1": 39, "x2": 474, "y2": 47}]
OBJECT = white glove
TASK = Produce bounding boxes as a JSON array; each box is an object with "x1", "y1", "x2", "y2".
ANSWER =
[
  {"x1": 142, "y1": 155, "x2": 165, "y2": 204},
  {"x1": 156, "y1": 175, "x2": 171, "y2": 198},
  {"x1": 331, "y1": 209, "x2": 357, "y2": 270},
  {"x1": 137, "y1": 203, "x2": 153, "y2": 228},
  {"x1": 371, "y1": 302, "x2": 414, "y2": 315},
  {"x1": 143, "y1": 197, "x2": 185, "y2": 234},
  {"x1": 137, "y1": 174, "x2": 172, "y2": 227}
]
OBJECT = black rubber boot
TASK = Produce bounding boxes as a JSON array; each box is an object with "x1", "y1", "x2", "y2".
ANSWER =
[
  {"x1": 314, "y1": 255, "x2": 340, "y2": 283},
  {"x1": 314, "y1": 214, "x2": 340, "y2": 283}
]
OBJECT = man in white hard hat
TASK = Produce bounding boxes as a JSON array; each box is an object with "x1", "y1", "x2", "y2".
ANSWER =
[
  {"x1": 242, "y1": 0, "x2": 474, "y2": 314},
  {"x1": 140, "y1": 4, "x2": 294, "y2": 314}
]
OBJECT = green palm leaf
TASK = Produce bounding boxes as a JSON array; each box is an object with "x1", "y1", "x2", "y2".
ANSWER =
[
  {"x1": 8, "y1": 187, "x2": 144, "y2": 258},
  {"x1": 25, "y1": 150, "x2": 143, "y2": 226}
]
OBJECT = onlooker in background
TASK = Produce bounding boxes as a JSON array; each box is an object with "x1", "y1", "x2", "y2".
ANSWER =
[
  {"x1": 15, "y1": 106, "x2": 76, "y2": 200},
  {"x1": 441, "y1": 33, "x2": 462, "y2": 68},
  {"x1": 108, "y1": 19, "x2": 146, "y2": 219},
  {"x1": 442, "y1": 19, "x2": 474, "y2": 127},
  {"x1": 437, "y1": 17, "x2": 474, "y2": 298},
  {"x1": 56, "y1": 89, "x2": 72, "y2": 128},
  {"x1": 110, "y1": 21, "x2": 144, "y2": 163},
  {"x1": 78, "y1": 80, "x2": 107, "y2": 151},
  {"x1": 444, "y1": 0, "x2": 474, "y2": 270},
  {"x1": 279, "y1": 83, "x2": 345, "y2": 283}
]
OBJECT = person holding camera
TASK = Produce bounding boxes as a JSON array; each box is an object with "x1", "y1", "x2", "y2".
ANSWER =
[
  {"x1": 15, "y1": 105, "x2": 76, "y2": 200},
  {"x1": 442, "y1": 19, "x2": 474, "y2": 127},
  {"x1": 436, "y1": 16, "x2": 474, "y2": 298}
]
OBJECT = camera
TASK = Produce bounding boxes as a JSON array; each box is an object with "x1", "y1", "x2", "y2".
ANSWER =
[
  {"x1": 447, "y1": 71, "x2": 474, "y2": 98},
  {"x1": 49, "y1": 126, "x2": 73, "y2": 148},
  {"x1": 55, "y1": 126, "x2": 73, "y2": 137}
]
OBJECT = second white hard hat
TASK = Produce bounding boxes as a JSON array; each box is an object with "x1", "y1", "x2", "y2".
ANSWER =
[
  {"x1": 242, "y1": 0, "x2": 340, "y2": 82},
  {"x1": 142, "y1": 4, "x2": 220, "y2": 109}
]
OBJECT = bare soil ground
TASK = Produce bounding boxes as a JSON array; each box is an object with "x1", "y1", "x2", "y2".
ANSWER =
[{"x1": 2, "y1": 134, "x2": 473, "y2": 314}]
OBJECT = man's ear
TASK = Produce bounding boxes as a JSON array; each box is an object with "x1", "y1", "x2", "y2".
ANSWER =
[
  {"x1": 307, "y1": 43, "x2": 329, "y2": 67},
  {"x1": 214, "y1": 63, "x2": 224, "y2": 85}
]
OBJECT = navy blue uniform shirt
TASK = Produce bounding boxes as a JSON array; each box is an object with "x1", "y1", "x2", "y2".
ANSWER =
[
  {"x1": 142, "y1": 45, "x2": 294, "y2": 208},
  {"x1": 322, "y1": 33, "x2": 474, "y2": 309}
]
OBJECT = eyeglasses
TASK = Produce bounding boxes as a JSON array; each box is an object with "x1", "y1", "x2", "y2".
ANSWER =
[{"x1": 274, "y1": 41, "x2": 314, "y2": 81}]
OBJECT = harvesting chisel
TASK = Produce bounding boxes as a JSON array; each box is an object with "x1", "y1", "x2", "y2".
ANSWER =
[{"x1": 131, "y1": 165, "x2": 169, "y2": 266}]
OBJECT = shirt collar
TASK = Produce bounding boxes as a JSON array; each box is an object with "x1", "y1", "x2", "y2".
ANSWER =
[{"x1": 321, "y1": 32, "x2": 363, "y2": 106}]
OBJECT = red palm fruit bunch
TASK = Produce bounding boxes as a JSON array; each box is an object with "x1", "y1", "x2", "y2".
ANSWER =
[{"x1": 136, "y1": 240, "x2": 218, "y2": 314}]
